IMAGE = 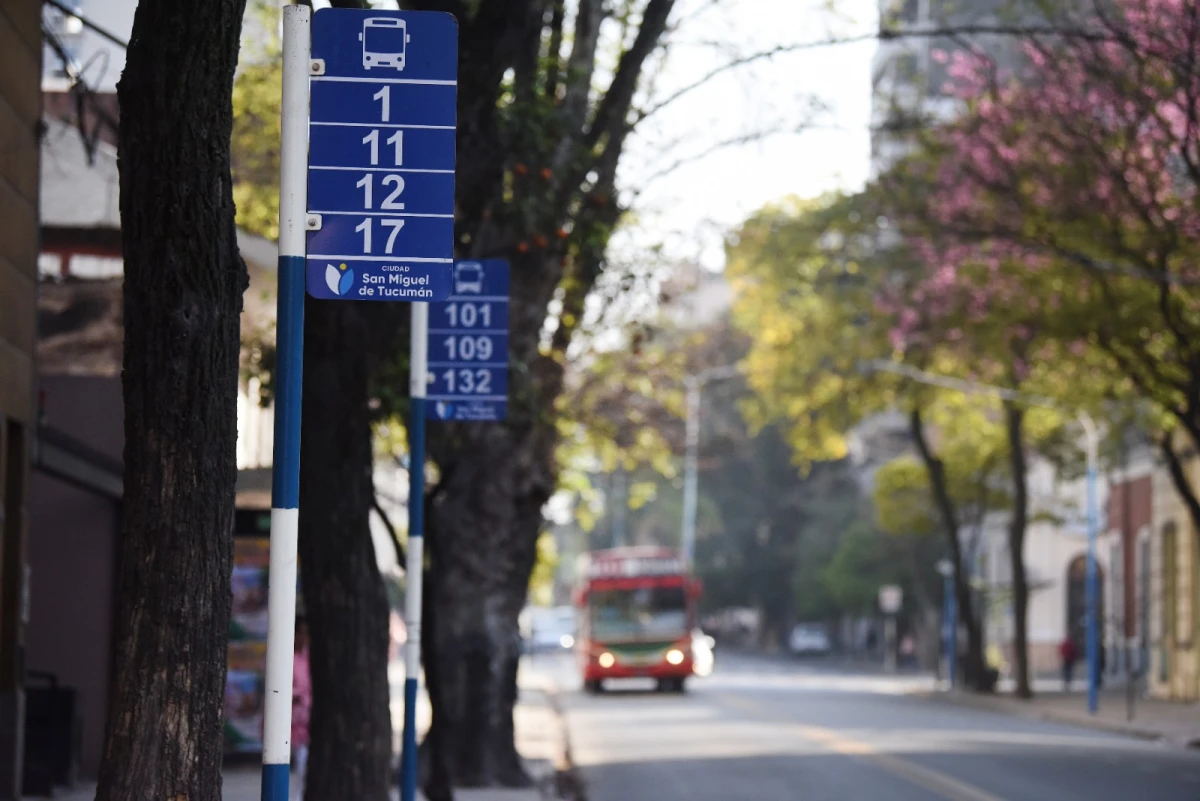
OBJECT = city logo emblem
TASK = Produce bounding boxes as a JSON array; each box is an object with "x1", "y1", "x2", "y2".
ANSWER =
[
  {"x1": 435, "y1": 401, "x2": 454, "y2": 420},
  {"x1": 325, "y1": 263, "x2": 354, "y2": 296}
]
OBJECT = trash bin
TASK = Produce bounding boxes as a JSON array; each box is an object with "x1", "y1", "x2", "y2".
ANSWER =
[{"x1": 23, "y1": 671, "x2": 80, "y2": 795}]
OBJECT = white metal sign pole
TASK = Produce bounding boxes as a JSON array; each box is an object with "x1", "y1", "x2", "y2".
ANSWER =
[
  {"x1": 262, "y1": 6, "x2": 310, "y2": 801},
  {"x1": 401, "y1": 301, "x2": 429, "y2": 801}
]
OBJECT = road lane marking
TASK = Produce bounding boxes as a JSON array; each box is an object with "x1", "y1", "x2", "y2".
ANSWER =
[{"x1": 714, "y1": 693, "x2": 1008, "y2": 801}]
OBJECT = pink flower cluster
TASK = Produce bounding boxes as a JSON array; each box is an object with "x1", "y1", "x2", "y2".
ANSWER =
[{"x1": 884, "y1": 0, "x2": 1200, "y2": 355}]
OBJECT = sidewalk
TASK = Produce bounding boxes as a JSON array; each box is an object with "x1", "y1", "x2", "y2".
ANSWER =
[
  {"x1": 51, "y1": 664, "x2": 570, "y2": 801},
  {"x1": 917, "y1": 685, "x2": 1200, "y2": 748}
]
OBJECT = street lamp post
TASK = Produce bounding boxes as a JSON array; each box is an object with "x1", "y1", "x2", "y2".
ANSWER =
[
  {"x1": 681, "y1": 365, "x2": 739, "y2": 568},
  {"x1": 937, "y1": 558, "x2": 957, "y2": 688}
]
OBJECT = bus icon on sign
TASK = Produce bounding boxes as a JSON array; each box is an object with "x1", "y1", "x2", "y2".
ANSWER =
[
  {"x1": 360, "y1": 18, "x2": 410, "y2": 71},
  {"x1": 454, "y1": 262, "x2": 484, "y2": 294}
]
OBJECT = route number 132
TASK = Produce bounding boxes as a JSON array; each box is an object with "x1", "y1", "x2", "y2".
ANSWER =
[{"x1": 442, "y1": 368, "x2": 492, "y2": 395}]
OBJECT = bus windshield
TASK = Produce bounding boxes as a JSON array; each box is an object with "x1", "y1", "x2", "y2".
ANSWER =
[
  {"x1": 589, "y1": 585, "x2": 687, "y2": 641},
  {"x1": 365, "y1": 23, "x2": 406, "y2": 56}
]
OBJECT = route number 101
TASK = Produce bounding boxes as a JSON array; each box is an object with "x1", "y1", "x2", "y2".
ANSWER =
[{"x1": 445, "y1": 302, "x2": 492, "y2": 328}]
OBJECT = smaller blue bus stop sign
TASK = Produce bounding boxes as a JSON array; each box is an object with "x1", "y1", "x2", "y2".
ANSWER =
[
  {"x1": 428, "y1": 260, "x2": 509, "y2": 421},
  {"x1": 305, "y1": 9, "x2": 458, "y2": 302}
]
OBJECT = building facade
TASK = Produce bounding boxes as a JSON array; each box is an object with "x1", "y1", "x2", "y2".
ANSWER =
[
  {"x1": 1148, "y1": 443, "x2": 1200, "y2": 701},
  {"x1": 0, "y1": 0, "x2": 42, "y2": 794}
]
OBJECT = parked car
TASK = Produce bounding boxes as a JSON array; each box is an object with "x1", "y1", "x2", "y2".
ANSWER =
[
  {"x1": 788, "y1": 623, "x2": 831, "y2": 656},
  {"x1": 520, "y1": 605, "x2": 576, "y2": 653}
]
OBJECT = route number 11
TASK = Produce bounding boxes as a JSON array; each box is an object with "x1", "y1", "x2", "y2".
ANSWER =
[{"x1": 363, "y1": 129, "x2": 404, "y2": 166}]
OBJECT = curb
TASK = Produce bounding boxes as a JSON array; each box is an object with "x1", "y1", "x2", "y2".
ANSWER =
[
  {"x1": 532, "y1": 679, "x2": 586, "y2": 801},
  {"x1": 910, "y1": 689, "x2": 1199, "y2": 748}
]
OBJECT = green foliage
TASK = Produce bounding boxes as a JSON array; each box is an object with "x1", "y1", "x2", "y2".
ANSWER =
[
  {"x1": 820, "y1": 520, "x2": 897, "y2": 615},
  {"x1": 231, "y1": 0, "x2": 282, "y2": 241},
  {"x1": 528, "y1": 531, "x2": 559, "y2": 607}
]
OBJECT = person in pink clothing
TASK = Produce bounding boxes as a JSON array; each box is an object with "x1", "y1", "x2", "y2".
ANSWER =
[{"x1": 292, "y1": 617, "x2": 312, "y2": 800}]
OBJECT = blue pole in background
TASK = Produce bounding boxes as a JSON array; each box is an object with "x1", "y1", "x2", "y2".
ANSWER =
[
  {"x1": 947, "y1": 572, "x2": 957, "y2": 688},
  {"x1": 262, "y1": 6, "x2": 310, "y2": 801},
  {"x1": 1086, "y1": 458, "x2": 1100, "y2": 714},
  {"x1": 400, "y1": 302, "x2": 429, "y2": 801}
]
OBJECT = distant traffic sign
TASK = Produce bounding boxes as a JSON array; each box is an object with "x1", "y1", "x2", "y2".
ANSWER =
[
  {"x1": 879, "y1": 585, "x2": 903, "y2": 615},
  {"x1": 305, "y1": 9, "x2": 457, "y2": 302},
  {"x1": 428, "y1": 260, "x2": 509, "y2": 421}
]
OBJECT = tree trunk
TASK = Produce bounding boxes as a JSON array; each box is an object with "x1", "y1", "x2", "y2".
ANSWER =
[
  {"x1": 908, "y1": 407, "x2": 988, "y2": 690},
  {"x1": 96, "y1": 2, "x2": 248, "y2": 797},
  {"x1": 299, "y1": 299, "x2": 393, "y2": 801},
  {"x1": 1160, "y1": 432, "x2": 1200, "y2": 552},
  {"x1": 1004, "y1": 403, "x2": 1032, "y2": 699},
  {"x1": 421, "y1": 427, "x2": 552, "y2": 792}
]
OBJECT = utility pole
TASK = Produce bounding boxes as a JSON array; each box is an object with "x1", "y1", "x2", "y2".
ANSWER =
[
  {"x1": 681, "y1": 365, "x2": 739, "y2": 568},
  {"x1": 937, "y1": 559, "x2": 956, "y2": 688},
  {"x1": 612, "y1": 467, "x2": 628, "y2": 547},
  {"x1": 1079, "y1": 412, "x2": 1101, "y2": 715}
]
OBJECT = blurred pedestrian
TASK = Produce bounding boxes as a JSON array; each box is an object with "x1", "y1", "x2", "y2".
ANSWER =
[
  {"x1": 1059, "y1": 634, "x2": 1079, "y2": 692},
  {"x1": 293, "y1": 617, "x2": 312, "y2": 799},
  {"x1": 899, "y1": 634, "x2": 915, "y2": 667}
]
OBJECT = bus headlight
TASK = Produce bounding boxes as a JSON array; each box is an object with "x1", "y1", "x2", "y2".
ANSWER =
[
  {"x1": 598, "y1": 652, "x2": 616, "y2": 668},
  {"x1": 666, "y1": 649, "x2": 685, "y2": 665}
]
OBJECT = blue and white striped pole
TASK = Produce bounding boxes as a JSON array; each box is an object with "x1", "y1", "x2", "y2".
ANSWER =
[
  {"x1": 262, "y1": 6, "x2": 310, "y2": 801},
  {"x1": 400, "y1": 301, "x2": 429, "y2": 801},
  {"x1": 1080, "y1": 412, "x2": 1100, "y2": 715}
]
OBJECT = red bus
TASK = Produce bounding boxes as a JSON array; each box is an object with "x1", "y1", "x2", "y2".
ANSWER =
[{"x1": 574, "y1": 546, "x2": 701, "y2": 693}]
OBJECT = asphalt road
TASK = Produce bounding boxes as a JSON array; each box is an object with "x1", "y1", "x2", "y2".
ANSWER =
[{"x1": 539, "y1": 653, "x2": 1200, "y2": 801}]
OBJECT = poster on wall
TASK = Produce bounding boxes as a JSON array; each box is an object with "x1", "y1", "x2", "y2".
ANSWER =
[
  {"x1": 224, "y1": 642, "x2": 267, "y2": 752},
  {"x1": 225, "y1": 536, "x2": 269, "y2": 753},
  {"x1": 223, "y1": 527, "x2": 304, "y2": 754},
  {"x1": 231, "y1": 538, "x2": 270, "y2": 640}
]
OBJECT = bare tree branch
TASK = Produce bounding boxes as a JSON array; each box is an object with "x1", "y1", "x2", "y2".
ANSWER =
[
  {"x1": 372, "y1": 492, "x2": 406, "y2": 572},
  {"x1": 636, "y1": 23, "x2": 1112, "y2": 125}
]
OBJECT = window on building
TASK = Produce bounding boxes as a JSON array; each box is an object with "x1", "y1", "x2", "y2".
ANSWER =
[
  {"x1": 1138, "y1": 531, "x2": 1150, "y2": 644},
  {"x1": 1162, "y1": 522, "x2": 1177, "y2": 682},
  {"x1": 43, "y1": 0, "x2": 85, "y2": 81},
  {"x1": 1111, "y1": 540, "x2": 1124, "y2": 641}
]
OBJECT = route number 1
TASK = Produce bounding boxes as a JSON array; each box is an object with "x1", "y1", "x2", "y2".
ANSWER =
[{"x1": 373, "y1": 85, "x2": 390, "y2": 122}]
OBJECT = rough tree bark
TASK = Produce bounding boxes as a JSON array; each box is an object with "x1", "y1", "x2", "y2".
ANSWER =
[
  {"x1": 420, "y1": 408, "x2": 557, "y2": 791},
  {"x1": 96, "y1": 0, "x2": 249, "y2": 798},
  {"x1": 400, "y1": 0, "x2": 678, "y2": 793},
  {"x1": 908, "y1": 407, "x2": 989, "y2": 691},
  {"x1": 298, "y1": 299, "x2": 393, "y2": 801},
  {"x1": 1004, "y1": 402, "x2": 1032, "y2": 699}
]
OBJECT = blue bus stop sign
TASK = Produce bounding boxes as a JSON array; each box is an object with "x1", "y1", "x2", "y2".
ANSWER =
[
  {"x1": 306, "y1": 9, "x2": 457, "y2": 302},
  {"x1": 428, "y1": 260, "x2": 509, "y2": 421}
]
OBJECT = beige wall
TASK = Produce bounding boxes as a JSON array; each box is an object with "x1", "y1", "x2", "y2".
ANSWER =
[{"x1": 1149, "y1": 449, "x2": 1200, "y2": 701}]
